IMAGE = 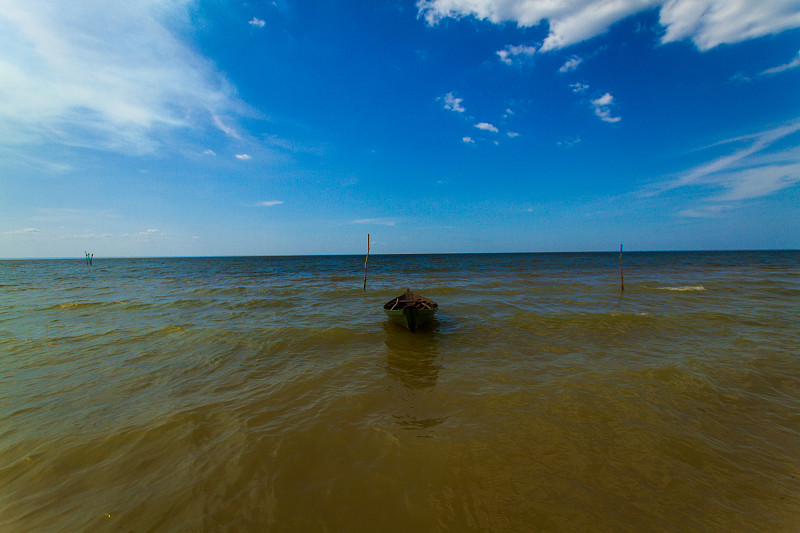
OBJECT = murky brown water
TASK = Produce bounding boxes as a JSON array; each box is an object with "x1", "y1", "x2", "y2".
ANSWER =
[{"x1": 2, "y1": 252, "x2": 799, "y2": 531}]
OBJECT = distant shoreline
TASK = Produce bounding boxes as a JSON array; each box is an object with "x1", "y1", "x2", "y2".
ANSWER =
[{"x1": 2, "y1": 249, "x2": 798, "y2": 261}]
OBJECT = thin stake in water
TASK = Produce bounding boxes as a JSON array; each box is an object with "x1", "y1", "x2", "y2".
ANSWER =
[
  {"x1": 619, "y1": 243, "x2": 624, "y2": 292},
  {"x1": 363, "y1": 234, "x2": 369, "y2": 290}
]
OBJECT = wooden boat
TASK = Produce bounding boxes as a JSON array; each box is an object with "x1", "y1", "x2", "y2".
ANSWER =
[{"x1": 383, "y1": 289, "x2": 438, "y2": 332}]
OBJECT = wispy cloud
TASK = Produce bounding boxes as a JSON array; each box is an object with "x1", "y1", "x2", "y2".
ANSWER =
[
  {"x1": 351, "y1": 218, "x2": 398, "y2": 226},
  {"x1": 0, "y1": 1, "x2": 237, "y2": 153},
  {"x1": 4, "y1": 227, "x2": 40, "y2": 235},
  {"x1": 56, "y1": 228, "x2": 162, "y2": 240},
  {"x1": 121, "y1": 229, "x2": 164, "y2": 239},
  {"x1": 650, "y1": 119, "x2": 800, "y2": 216},
  {"x1": 677, "y1": 205, "x2": 736, "y2": 218},
  {"x1": 262, "y1": 134, "x2": 326, "y2": 155},
  {"x1": 591, "y1": 93, "x2": 621, "y2": 123},
  {"x1": 213, "y1": 115, "x2": 240, "y2": 139},
  {"x1": 27, "y1": 207, "x2": 119, "y2": 223},
  {"x1": 507, "y1": 131, "x2": 520, "y2": 138},
  {"x1": 442, "y1": 92, "x2": 466, "y2": 113},
  {"x1": 569, "y1": 82, "x2": 589, "y2": 93},
  {"x1": 248, "y1": 17, "x2": 266, "y2": 28},
  {"x1": 419, "y1": 0, "x2": 800, "y2": 52},
  {"x1": 203, "y1": 149, "x2": 216, "y2": 156},
  {"x1": 559, "y1": 55, "x2": 583, "y2": 72},
  {"x1": 256, "y1": 200, "x2": 284, "y2": 207},
  {"x1": 760, "y1": 50, "x2": 800, "y2": 76},
  {"x1": 497, "y1": 44, "x2": 536, "y2": 65},
  {"x1": 557, "y1": 136, "x2": 581, "y2": 147},
  {"x1": 475, "y1": 122, "x2": 499, "y2": 133},
  {"x1": 235, "y1": 153, "x2": 252, "y2": 160},
  {"x1": 463, "y1": 136, "x2": 475, "y2": 143}
]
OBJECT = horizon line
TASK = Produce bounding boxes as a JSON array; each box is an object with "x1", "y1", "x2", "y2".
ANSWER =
[{"x1": 2, "y1": 248, "x2": 798, "y2": 261}]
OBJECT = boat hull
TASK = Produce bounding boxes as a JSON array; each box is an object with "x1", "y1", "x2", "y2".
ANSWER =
[{"x1": 384, "y1": 307, "x2": 437, "y2": 332}]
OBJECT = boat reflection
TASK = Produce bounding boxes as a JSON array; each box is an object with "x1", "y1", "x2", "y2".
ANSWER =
[
  {"x1": 383, "y1": 321, "x2": 448, "y2": 432},
  {"x1": 383, "y1": 320, "x2": 440, "y2": 390}
]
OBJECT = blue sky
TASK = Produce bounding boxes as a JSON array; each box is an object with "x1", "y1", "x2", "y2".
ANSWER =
[{"x1": 1, "y1": 0, "x2": 799, "y2": 257}]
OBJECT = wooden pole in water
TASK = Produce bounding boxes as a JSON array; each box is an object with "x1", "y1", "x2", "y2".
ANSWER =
[
  {"x1": 363, "y1": 234, "x2": 369, "y2": 291},
  {"x1": 619, "y1": 244, "x2": 624, "y2": 292}
]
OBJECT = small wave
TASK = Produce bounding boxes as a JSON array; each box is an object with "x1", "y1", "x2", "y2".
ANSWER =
[
  {"x1": 190, "y1": 287, "x2": 248, "y2": 296},
  {"x1": 45, "y1": 301, "x2": 152, "y2": 311},
  {"x1": 47, "y1": 302, "x2": 105, "y2": 310},
  {"x1": 168, "y1": 299, "x2": 218, "y2": 309},
  {"x1": 161, "y1": 324, "x2": 190, "y2": 332},
  {"x1": 232, "y1": 299, "x2": 290, "y2": 310},
  {"x1": 658, "y1": 286, "x2": 706, "y2": 292}
]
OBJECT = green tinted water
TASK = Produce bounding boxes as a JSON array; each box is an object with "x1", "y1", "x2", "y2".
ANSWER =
[{"x1": 1, "y1": 252, "x2": 799, "y2": 531}]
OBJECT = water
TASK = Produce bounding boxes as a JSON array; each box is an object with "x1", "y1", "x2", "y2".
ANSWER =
[{"x1": 1, "y1": 251, "x2": 799, "y2": 531}]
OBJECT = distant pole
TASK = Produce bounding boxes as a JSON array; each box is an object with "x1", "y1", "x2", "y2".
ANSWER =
[
  {"x1": 619, "y1": 244, "x2": 624, "y2": 292},
  {"x1": 363, "y1": 234, "x2": 370, "y2": 291}
]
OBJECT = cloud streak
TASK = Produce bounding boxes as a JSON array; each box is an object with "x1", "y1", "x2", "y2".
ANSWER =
[
  {"x1": 760, "y1": 50, "x2": 800, "y2": 76},
  {"x1": 351, "y1": 218, "x2": 398, "y2": 226},
  {"x1": 4, "y1": 228, "x2": 41, "y2": 235},
  {"x1": 652, "y1": 119, "x2": 800, "y2": 216}
]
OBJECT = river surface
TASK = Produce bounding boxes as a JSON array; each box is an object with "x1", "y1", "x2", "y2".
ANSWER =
[{"x1": 1, "y1": 251, "x2": 799, "y2": 531}]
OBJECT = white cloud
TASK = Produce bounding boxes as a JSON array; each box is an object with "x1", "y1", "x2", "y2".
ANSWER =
[
  {"x1": 591, "y1": 93, "x2": 621, "y2": 123},
  {"x1": 557, "y1": 136, "x2": 581, "y2": 147},
  {"x1": 713, "y1": 161, "x2": 800, "y2": 202},
  {"x1": 760, "y1": 50, "x2": 800, "y2": 76},
  {"x1": 677, "y1": 204, "x2": 735, "y2": 218},
  {"x1": 418, "y1": 0, "x2": 800, "y2": 53},
  {"x1": 463, "y1": 136, "x2": 475, "y2": 143},
  {"x1": 117, "y1": 228, "x2": 165, "y2": 239},
  {"x1": 203, "y1": 149, "x2": 216, "y2": 156},
  {"x1": 497, "y1": 44, "x2": 536, "y2": 65},
  {"x1": 0, "y1": 1, "x2": 236, "y2": 153},
  {"x1": 570, "y1": 82, "x2": 589, "y2": 93},
  {"x1": 659, "y1": 0, "x2": 800, "y2": 51},
  {"x1": 507, "y1": 131, "x2": 520, "y2": 138},
  {"x1": 4, "y1": 228, "x2": 40, "y2": 235},
  {"x1": 213, "y1": 115, "x2": 240, "y2": 139},
  {"x1": 559, "y1": 55, "x2": 583, "y2": 72},
  {"x1": 351, "y1": 218, "x2": 397, "y2": 226},
  {"x1": 664, "y1": 121, "x2": 800, "y2": 192},
  {"x1": 442, "y1": 92, "x2": 465, "y2": 113},
  {"x1": 248, "y1": 17, "x2": 266, "y2": 28},
  {"x1": 257, "y1": 200, "x2": 284, "y2": 207},
  {"x1": 652, "y1": 119, "x2": 800, "y2": 214},
  {"x1": 475, "y1": 122, "x2": 499, "y2": 132},
  {"x1": 235, "y1": 153, "x2": 252, "y2": 160}
]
